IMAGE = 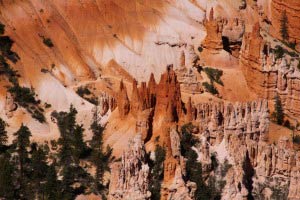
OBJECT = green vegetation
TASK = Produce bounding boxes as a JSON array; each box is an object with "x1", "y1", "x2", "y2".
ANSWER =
[
  {"x1": 8, "y1": 84, "x2": 46, "y2": 123},
  {"x1": 77, "y1": 86, "x2": 91, "y2": 97},
  {"x1": 203, "y1": 67, "x2": 224, "y2": 86},
  {"x1": 242, "y1": 152, "x2": 254, "y2": 200},
  {"x1": 201, "y1": 67, "x2": 223, "y2": 95},
  {"x1": 42, "y1": 37, "x2": 54, "y2": 48},
  {"x1": 0, "y1": 22, "x2": 45, "y2": 123},
  {"x1": 202, "y1": 81, "x2": 218, "y2": 95},
  {"x1": 271, "y1": 45, "x2": 299, "y2": 61},
  {"x1": 271, "y1": 95, "x2": 284, "y2": 125},
  {"x1": 148, "y1": 143, "x2": 166, "y2": 200},
  {"x1": 280, "y1": 10, "x2": 289, "y2": 41},
  {"x1": 0, "y1": 22, "x2": 4, "y2": 35},
  {"x1": 198, "y1": 46, "x2": 203, "y2": 52},
  {"x1": 76, "y1": 86, "x2": 99, "y2": 105},
  {"x1": 293, "y1": 135, "x2": 300, "y2": 145},
  {"x1": 90, "y1": 107, "x2": 113, "y2": 196},
  {"x1": 180, "y1": 123, "x2": 225, "y2": 200},
  {"x1": 0, "y1": 118, "x2": 7, "y2": 148}
]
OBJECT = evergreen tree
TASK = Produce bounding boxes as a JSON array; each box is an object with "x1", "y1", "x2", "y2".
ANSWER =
[
  {"x1": 52, "y1": 105, "x2": 91, "y2": 197},
  {"x1": 90, "y1": 107, "x2": 113, "y2": 194},
  {"x1": 31, "y1": 143, "x2": 49, "y2": 199},
  {"x1": 280, "y1": 10, "x2": 289, "y2": 41},
  {"x1": 180, "y1": 123, "x2": 212, "y2": 200},
  {"x1": 13, "y1": 124, "x2": 33, "y2": 199},
  {"x1": 0, "y1": 118, "x2": 8, "y2": 152},
  {"x1": 0, "y1": 154, "x2": 15, "y2": 199},
  {"x1": 273, "y1": 95, "x2": 284, "y2": 125},
  {"x1": 148, "y1": 144, "x2": 166, "y2": 200},
  {"x1": 44, "y1": 163, "x2": 61, "y2": 200}
]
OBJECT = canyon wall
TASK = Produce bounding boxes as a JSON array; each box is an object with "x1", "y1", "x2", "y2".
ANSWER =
[{"x1": 240, "y1": 22, "x2": 300, "y2": 120}]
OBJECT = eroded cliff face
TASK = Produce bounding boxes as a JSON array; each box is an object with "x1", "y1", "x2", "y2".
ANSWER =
[
  {"x1": 270, "y1": 0, "x2": 300, "y2": 47},
  {"x1": 109, "y1": 94, "x2": 300, "y2": 199},
  {"x1": 2, "y1": 0, "x2": 300, "y2": 199},
  {"x1": 240, "y1": 21, "x2": 300, "y2": 120}
]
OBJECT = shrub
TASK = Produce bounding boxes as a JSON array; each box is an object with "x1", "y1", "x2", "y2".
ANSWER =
[
  {"x1": 198, "y1": 46, "x2": 203, "y2": 52},
  {"x1": 280, "y1": 10, "x2": 289, "y2": 41},
  {"x1": 273, "y1": 45, "x2": 284, "y2": 60},
  {"x1": 42, "y1": 37, "x2": 54, "y2": 48},
  {"x1": 293, "y1": 135, "x2": 300, "y2": 145},
  {"x1": 0, "y1": 23, "x2": 4, "y2": 35},
  {"x1": 203, "y1": 67, "x2": 223, "y2": 85},
  {"x1": 148, "y1": 144, "x2": 166, "y2": 200},
  {"x1": 272, "y1": 95, "x2": 284, "y2": 125},
  {"x1": 76, "y1": 86, "x2": 91, "y2": 97},
  {"x1": 0, "y1": 36, "x2": 19, "y2": 63},
  {"x1": 8, "y1": 84, "x2": 46, "y2": 123},
  {"x1": 202, "y1": 81, "x2": 218, "y2": 95}
]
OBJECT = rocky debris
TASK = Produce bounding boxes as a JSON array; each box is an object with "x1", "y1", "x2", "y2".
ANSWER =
[
  {"x1": 117, "y1": 80, "x2": 130, "y2": 119},
  {"x1": 109, "y1": 134, "x2": 151, "y2": 200}
]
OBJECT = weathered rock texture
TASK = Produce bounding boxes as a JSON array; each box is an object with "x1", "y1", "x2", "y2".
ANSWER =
[
  {"x1": 109, "y1": 134, "x2": 151, "y2": 200},
  {"x1": 270, "y1": 0, "x2": 300, "y2": 46},
  {"x1": 202, "y1": 8, "x2": 224, "y2": 52},
  {"x1": 98, "y1": 92, "x2": 116, "y2": 116},
  {"x1": 240, "y1": 22, "x2": 300, "y2": 119},
  {"x1": 187, "y1": 98, "x2": 300, "y2": 199}
]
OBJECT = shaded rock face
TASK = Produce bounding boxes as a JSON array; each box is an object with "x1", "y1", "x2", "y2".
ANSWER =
[
  {"x1": 117, "y1": 81, "x2": 130, "y2": 119},
  {"x1": 109, "y1": 134, "x2": 151, "y2": 200},
  {"x1": 98, "y1": 92, "x2": 116, "y2": 116},
  {"x1": 240, "y1": 22, "x2": 300, "y2": 119},
  {"x1": 154, "y1": 65, "x2": 182, "y2": 123},
  {"x1": 161, "y1": 126, "x2": 196, "y2": 200}
]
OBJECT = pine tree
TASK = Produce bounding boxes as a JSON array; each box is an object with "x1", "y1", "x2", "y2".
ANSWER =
[
  {"x1": 44, "y1": 163, "x2": 60, "y2": 200},
  {"x1": 280, "y1": 10, "x2": 289, "y2": 41},
  {"x1": 31, "y1": 143, "x2": 49, "y2": 199},
  {"x1": 0, "y1": 154, "x2": 15, "y2": 199},
  {"x1": 274, "y1": 95, "x2": 284, "y2": 125},
  {"x1": 52, "y1": 105, "x2": 91, "y2": 197},
  {"x1": 148, "y1": 144, "x2": 166, "y2": 200},
  {"x1": 0, "y1": 118, "x2": 8, "y2": 149},
  {"x1": 90, "y1": 107, "x2": 113, "y2": 194},
  {"x1": 180, "y1": 123, "x2": 212, "y2": 199},
  {"x1": 13, "y1": 124, "x2": 32, "y2": 199}
]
